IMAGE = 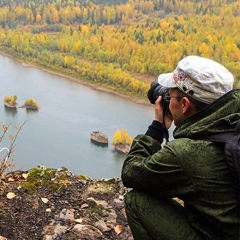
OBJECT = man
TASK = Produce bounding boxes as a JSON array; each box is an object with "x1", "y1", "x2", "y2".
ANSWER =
[{"x1": 121, "y1": 56, "x2": 240, "y2": 240}]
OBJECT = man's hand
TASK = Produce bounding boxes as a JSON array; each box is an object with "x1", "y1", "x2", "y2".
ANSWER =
[{"x1": 155, "y1": 96, "x2": 173, "y2": 129}]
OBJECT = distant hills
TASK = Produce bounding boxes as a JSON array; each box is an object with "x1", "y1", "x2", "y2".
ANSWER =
[{"x1": 0, "y1": 0, "x2": 239, "y2": 99}]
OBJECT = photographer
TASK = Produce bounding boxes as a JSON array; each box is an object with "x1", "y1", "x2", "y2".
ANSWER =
[{"x1": 121, "y1": 56, "x2": 240, "y2": 240}]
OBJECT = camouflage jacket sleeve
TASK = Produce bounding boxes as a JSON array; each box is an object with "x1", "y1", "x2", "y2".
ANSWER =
[{"x1": 121, "y1": 134, "x2": 194, "y2": 198}]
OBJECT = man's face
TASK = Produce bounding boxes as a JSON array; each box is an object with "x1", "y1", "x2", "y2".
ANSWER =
[{"x1": 168, "y1": 88, "x2": 185, "y2": 126}]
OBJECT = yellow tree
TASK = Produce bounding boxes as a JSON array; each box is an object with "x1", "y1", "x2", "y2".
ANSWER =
[
  {"x1": 75, "y1": 41, "x2": 83, "y2": 55},
  {"x1": 63, "y1": 56, "x2": 76, "y2": 68},
  {"x1": 112, "y1": 130, "x2": 122, "y2": 145},
  {"x1": 12, "y1": 35, "x2": 20, "y2": 51},
  {"x1": 25, "y1": 8, "x2": 34, "y2": 23},
  {"x1": 83, "y1": 8, "x2": 89, "y2": 21},
  {"x1": 0, "y1": 7, "x2": 9, "y2": 24},
  {"x1": 82, "y1": 25, "x2": 89, "y2": 35},
  {"x1": 36, "y1": 13, "x2": 42, "y2": 23},
  {"x1": 198, "y1": 43, "x2": 214, "y2": 58},
  {"x1": 0, "y1": 32, "x2": 6, "y2": 42},
  {"x1": 112, "y1": 129, "x2": 133, "y2": 145},
  {"x1": 51, "y1": 8, "x2": 60, "y2": 24},
  {"x1": 73, "y1": 6, "x2": 82, "y2": 19}
]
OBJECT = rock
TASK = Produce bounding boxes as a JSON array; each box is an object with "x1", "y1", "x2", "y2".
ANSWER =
[
  {"x1": 95, "y1": 219, "x2": 111, "y2": 232},
  {"x1": 58, "y1": 208, "x2": 75, "y2": 221},
  {"x1": 0, "y1": 236, "x2": 8, "y2": 240},
  {"x1": 81, "y1": 203, "x2": 89, "y2": 209},
  {"x1": 90, "y1": 131, "x2": 108, "y2": 145},
  {"x1": 73, "y1": 224, "x2": 104, "y2": 239},
  {"x1": 114, "y1": 144, "x2": 130, "y2": 154},
  {"x1": 42, "y1": 221, "x2": 68, "y2": 240},
  {"x1": 86, "y1": 197, "x2": 98, "y2": 207}
]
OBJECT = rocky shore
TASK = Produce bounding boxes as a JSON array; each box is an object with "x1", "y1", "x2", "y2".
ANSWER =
[{"x1": 0, "y1": 166, "x2": 133, "y2": 240}]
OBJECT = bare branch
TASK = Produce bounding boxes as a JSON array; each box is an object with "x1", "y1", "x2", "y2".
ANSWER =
[
  {"x1": 0, "y1": 123, "x2": 11, "y2": 145},
  {"x1": 0, "y1": 121, "x2": 27, "y2": 178}
]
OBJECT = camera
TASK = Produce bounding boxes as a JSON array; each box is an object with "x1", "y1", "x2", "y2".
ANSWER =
[
  {"x1": 147, "y1": 81, "x2": 171, "y2": 142},
  {"x1": 147, "y1": 81, "x2": 170, "y2": 105}
]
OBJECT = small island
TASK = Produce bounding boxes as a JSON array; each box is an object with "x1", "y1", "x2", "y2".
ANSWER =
[
  {"x1": 114, "y1": 143, "x2": 131, "y2": 154},
  {"x1": 4, "y1": 95, "x2": 18, "y2": 109},
  {"x1": 22, "y1": 98, "x2": 40, "y2": 110},
  {"x1": 90, "y1": 131, "x2": 108, "y2": 145},
  {"x1": 112, "y1": 129, "x2": 133, "y2": 154}
]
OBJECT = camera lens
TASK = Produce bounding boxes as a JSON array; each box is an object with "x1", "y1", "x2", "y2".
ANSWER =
[{"x1": 147, "y1": 81, "x2": 170, "y2": 105}]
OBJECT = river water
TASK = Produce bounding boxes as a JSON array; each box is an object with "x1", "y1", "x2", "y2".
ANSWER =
[{"x1": 0, "y1": 54, "x2": 174, "y2": 178}]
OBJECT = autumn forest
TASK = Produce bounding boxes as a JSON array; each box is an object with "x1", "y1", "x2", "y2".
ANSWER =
[{"x1": 0, "y1": 0, "x2": 239, "y2": 99}]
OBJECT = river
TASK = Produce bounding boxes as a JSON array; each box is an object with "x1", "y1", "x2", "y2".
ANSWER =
[{"x1": 0, "y1": 54, "x2": 174, "y2": 178}]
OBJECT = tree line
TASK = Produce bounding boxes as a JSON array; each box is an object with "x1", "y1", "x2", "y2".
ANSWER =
[
  {"x1": 0, "y1": 0, "x2": 239, "y2": 27},
  {"x1": 0, "y1": 0, "x2": 239, "y2": 99}
]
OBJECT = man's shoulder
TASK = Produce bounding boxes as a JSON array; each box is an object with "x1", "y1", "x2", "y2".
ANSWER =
[
  {"x1": 167, "y1": 137, "x2": 209, "y2": 148},
  {"x1": 165, "y1": 137, "x2": 221, "y2": 162}
]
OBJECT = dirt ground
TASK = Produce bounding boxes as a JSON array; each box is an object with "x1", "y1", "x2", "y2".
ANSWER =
[{"x1": 0, "y1": 166, "x2": 133, "y2": 240}]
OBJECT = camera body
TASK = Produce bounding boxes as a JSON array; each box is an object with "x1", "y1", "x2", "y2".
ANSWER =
[
  {"x1": 147, "y1": 81, "x2": 171, "y2": 142},
  {"x1": 147, "y1": 81, "x2": 170, "y2": 106}
]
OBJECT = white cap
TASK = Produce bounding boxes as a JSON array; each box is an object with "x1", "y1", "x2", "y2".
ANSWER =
[{"x1": 158, "y1": 56, "x2": 234, "y2": 104}]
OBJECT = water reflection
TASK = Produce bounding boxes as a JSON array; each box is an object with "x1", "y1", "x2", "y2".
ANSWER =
[
  {"x1": 4, "y1": 106, "x2": 18, "y2": 118},
  {"x1": 26, "y1": 108, "x2": 39, "y2": 114},
  {"x1": 90, "y1": 141, "x2": 108, "y2": 148}
]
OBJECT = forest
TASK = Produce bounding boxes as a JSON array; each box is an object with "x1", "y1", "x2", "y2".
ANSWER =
[{"x1": 0, "y1": 0, "x2": 239, "y2": 99}]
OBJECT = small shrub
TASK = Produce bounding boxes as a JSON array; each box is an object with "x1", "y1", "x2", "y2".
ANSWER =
[
  {"x1": 0, "y1": 121, "x2": 27, "y2": 179},
  {"x1": 4, "y1": 95, "x2": 17, "y2": 106},
  {"x1": 112, "y1": 129, "x2": 133, "y2": 146},
  {"x1": 25, "y1": 98, "x2": 39, "y2": 109}
]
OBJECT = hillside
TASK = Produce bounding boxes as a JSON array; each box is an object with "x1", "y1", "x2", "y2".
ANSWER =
[
  {"x1": 0, "y1": 0, "x2": 239, "y2": 101},
  {"x1": 0, "y1": 166, "x2": 133, "y2": 239}
]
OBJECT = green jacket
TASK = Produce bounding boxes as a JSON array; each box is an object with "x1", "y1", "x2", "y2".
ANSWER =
[{"x1": 122, "y1": 89, "x2": 240, "y2": 239}]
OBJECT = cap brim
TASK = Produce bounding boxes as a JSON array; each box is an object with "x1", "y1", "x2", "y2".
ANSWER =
[{"x1": 158, "y1": 73, "x2": 176, "y2": 88}]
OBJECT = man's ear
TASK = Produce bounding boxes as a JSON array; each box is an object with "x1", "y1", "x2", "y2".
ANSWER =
[{"x1": 181, "y1": 97, "x2": 191, "y2": 115}]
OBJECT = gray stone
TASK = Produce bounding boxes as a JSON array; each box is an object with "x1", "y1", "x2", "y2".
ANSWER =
[
  {"x1": 58, "y1": 208, "x2": 75, "y2": 221},
  {"x1": 73, "y1": 224, "x2": 103, "y2": 240},
  {"x1": 94, "y1": 219, "x2": 111, "y2": 232}
]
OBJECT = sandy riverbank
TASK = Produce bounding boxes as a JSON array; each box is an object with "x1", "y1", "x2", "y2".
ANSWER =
[{"x1": 0, "y1": 51, "x2": 150, "y2": 106}]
